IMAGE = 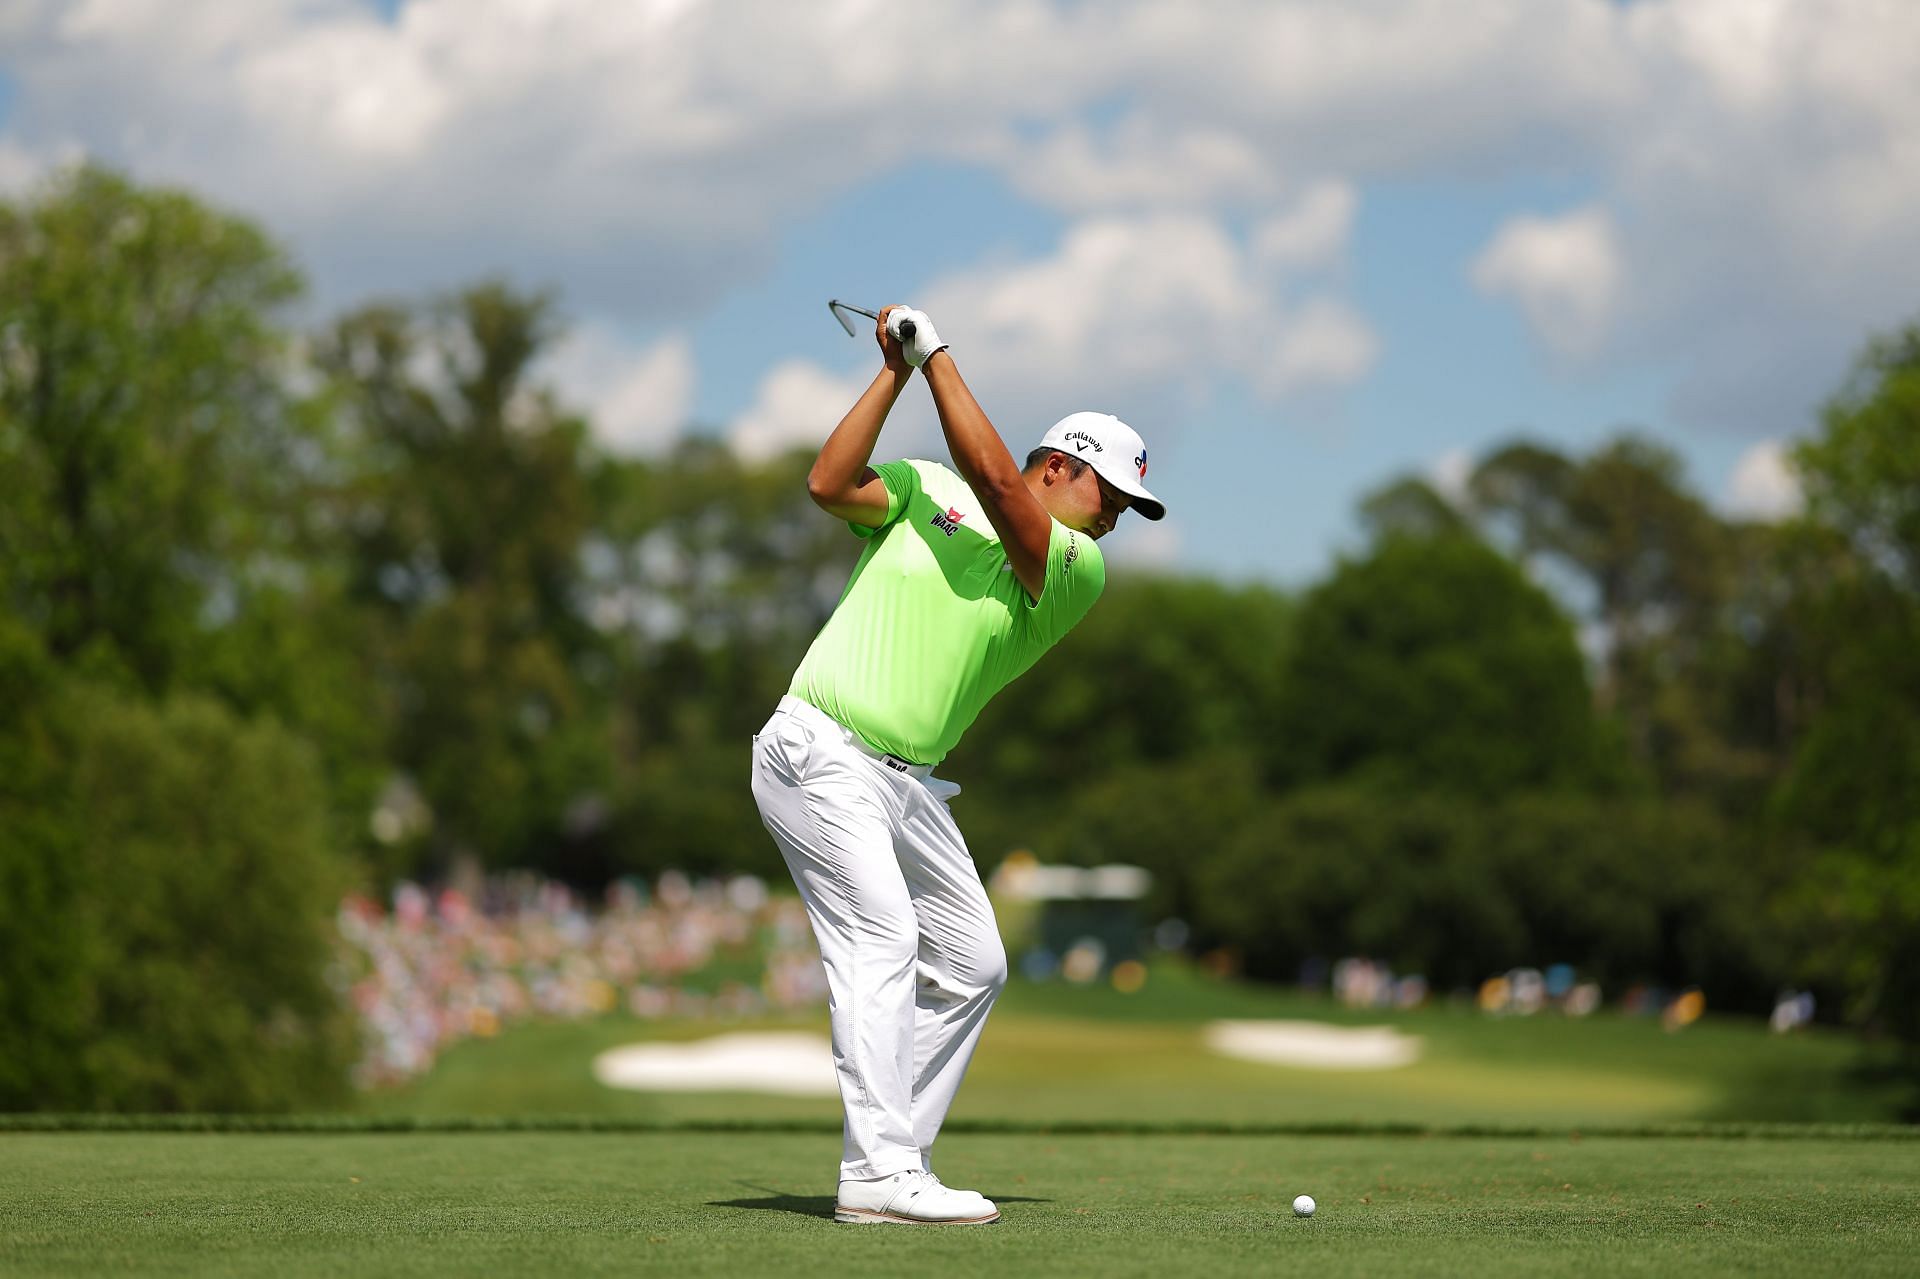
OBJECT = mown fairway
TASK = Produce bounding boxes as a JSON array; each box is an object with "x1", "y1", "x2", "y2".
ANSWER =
[
  {"x1": 10, "y1": 968, "x2": 1911, "y2": 1277},
  {"x1": 4, "y1": 1129, "x2": 1915, "y2": 1278}
]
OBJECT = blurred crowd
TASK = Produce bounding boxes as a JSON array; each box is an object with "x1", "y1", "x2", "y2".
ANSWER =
[
  {"x1": 332, "y1": 871, "x2": 826, "y2": 1088},
  {"x1": 1315, "y1": 957, "x2": 1815, "y2": 1037},
  {"x1": 1316, "y1": 956, "x2": 1725, "y2": 1029},
  {"x1": 333, "y1": 871, "x2": 1832, "y2": 1090}
]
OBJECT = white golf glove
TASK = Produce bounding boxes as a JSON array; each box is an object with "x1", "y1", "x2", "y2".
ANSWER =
[{"x1": 886, "y1": 307, "x2": 948, "y2": 368}]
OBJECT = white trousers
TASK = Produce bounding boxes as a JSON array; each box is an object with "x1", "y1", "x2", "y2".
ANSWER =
[{"x1": 750, "y1": 695, "x2": 1007, "y2": 1180}]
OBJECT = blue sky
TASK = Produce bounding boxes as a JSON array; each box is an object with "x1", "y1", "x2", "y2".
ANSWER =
[
  {"x1": 3, "y1": 1, "x2": 1915, "y2": 586},
  {"x1": 685, "y1": 164, "x2": 1680, "y2": 583}
]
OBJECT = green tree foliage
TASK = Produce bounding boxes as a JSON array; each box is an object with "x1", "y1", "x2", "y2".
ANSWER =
[
  {"x1": 951, "y1": 574, "x2": 1292, "y2": 862},
  {"x1": 0, "y1": 169, "x2": 365, "y2": 1112},
  {"x1": 1358, "y1": 475, "x2": 1472, "y2": 542},
  {"x1": 1034, "y1": 753, "x2": 1266, "y2": 925},
  {"x1": 1467, "y1": 442, "x2": 1579, "y2": 567},
  {"x1": 313, "y1": 285, "x2": 611, "y2": 877},
  {"x1": 579, "y1": 439, "x2": 855, "y2": 881},
  {"x1": 0, "y1": 165, "x2": 379, "y2": 842},
  {"x1": 1459, "y1": 437, "x2": 1785, "y2": 808},
  {"x1": 1797, "y1": 324, "x2": 1920, "y2": 589},
  {"x1": 592, "y1": 439, "x2": 849, "y2": 743},
  {"x1": 1192, "y1": 788, "x2": 1775, "y2": 998},
  {"x1": 1267, "y1": 535, "x2": 1609, "y2": 797},
  {"x1": 0, "y1": 653, "x2": 354, "y2": 1111},
  {"x1": 0, "y1": 165, "x2": 305, "y2": 691},
  {"x1": 0, "y1": 620, "x2": 91, "y2": 1106},
  {"x1": 1776, "y1": 325, "x2": 1920, "y2": 1061}
]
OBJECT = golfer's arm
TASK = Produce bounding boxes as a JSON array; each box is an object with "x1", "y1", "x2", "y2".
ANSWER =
[
  {"x1": 921, "y1": 351, "x2": 1051, "y2": 599},
  {"x1": 807, "y1": 365, "x2": 912, "y2": 525}
]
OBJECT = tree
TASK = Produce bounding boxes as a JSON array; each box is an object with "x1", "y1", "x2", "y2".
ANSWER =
[
  {"x1": 1468, "y1": 437, "x2": 1775, "y2": 806},
  {"x1": 313, "y1": 284, "x2": 610, "y2": 877},
  {"x1": 1563, "y1": 439, "x2": 1734, "y2": 729},
  {"x1": 1037, "y1": 752, "x2": 1266, "y2": 926},
  {"x1": 1266, "y1": 534, "x2": 1610, "y2": 797},
  {"x1": 0, "y1": 165, "x2": 306, "y2": 692},
  {"x1": 0, "y1": 627, "x2": 354, "y2": 1112},
  {"x1": 1469, "y1": 441, "x2": 1580, "y2": 569},
  {"x1": 1191, "y1": 786, "x2": 1774, "y2": 998},
  {"x1": 951, "y1": 574, "x2": 1293, "y2": 860},
  {"x1": 581, "y1": 439, "x2": 862, "y2": 882},
  {"x1": 1776, "y1": 322, "x2": 1920, "y2": 1077},
  {"x1": 0, "y1": 619, "x2": 91, "y2": 1106},
  {"x1": 1359, "y1": 476, "x2": 1471, "y2": 543}
]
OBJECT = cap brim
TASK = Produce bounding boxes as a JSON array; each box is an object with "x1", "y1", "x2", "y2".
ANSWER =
[
  {"x1": 1129, "y1": 495, "x2": 1166, "y2": 521},
  {"x1": 1091, "y1": 459, "x2": 1166, "y2": 521}
]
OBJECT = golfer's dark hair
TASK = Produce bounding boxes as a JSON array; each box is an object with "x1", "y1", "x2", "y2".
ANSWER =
[{"x1": 1024, "y1": 447, "x2": 1091, "y2": 478}]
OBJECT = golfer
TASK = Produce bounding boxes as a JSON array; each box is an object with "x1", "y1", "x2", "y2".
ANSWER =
[{"x1": 750, "y1": 304, "x2": 1164, "y2": 1225}]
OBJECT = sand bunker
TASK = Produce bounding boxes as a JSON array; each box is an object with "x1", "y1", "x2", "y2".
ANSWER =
[
  {"x1": 592, "y1": 1019, "x2": 1418, "y2": 1096},
  {"x1": 593, "y1": 1031, "x2": 837, "y2": 1096},
  {"x1": 1204, "y1": 1019, "x2": 1422, "y2": 1071}
]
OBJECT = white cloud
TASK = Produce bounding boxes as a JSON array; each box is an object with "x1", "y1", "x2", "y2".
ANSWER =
[
  {"x1": 1427, "y1": 447, "x2": 1474, "y2": 505},
  {"x1": 235, "y1": 17, "x2": 448, "y2": 161},
  {"x1": 728, "y1": 360, "x2": 873, "y2": 463},
  {"x1": 918, "y1": 203, "x2": 1378, "y2": 419},
  {"x1": 996, "y1": 115, "x2": 1283, "y2": 212},
  {"x1": 1472, "y1": 207, "x2": 1622, "y2": 358},
  {"x1": 545, "y1": 326, "x2": 695, "y2": 457},
  {"x1": 1261, "y1": 296, "x2": 1378, "y2": 396},
  {"x1": 1252, "y1": 181, "x2": 1359, "y2": 274},
  {"x1": 1723, "y1": 440, "x2": 1802, "y2": 521},
  {"x1": 0, "y1": 139, "x2": 52, "y2": 195},
  {"x1": 4, "y1": 0, "x2": 1920, "y2": 434}
]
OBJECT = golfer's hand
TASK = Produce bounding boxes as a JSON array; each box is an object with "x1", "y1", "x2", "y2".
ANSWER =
[
  {"x1": 876, "y1": 305, "x2": 912, "y2": 374},
  {"x1": 883, "y1": 305, "x2": 947, "y2": 369}
]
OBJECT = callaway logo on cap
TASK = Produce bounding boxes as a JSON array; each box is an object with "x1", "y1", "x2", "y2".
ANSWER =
[{"x1": 1035, "y1": 412, "x2": 1166, "y2": 521}]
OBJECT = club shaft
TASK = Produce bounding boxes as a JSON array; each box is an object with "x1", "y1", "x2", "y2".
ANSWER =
[{"x1": 829, "y1": 299, "x2": 915, "y2": 341}]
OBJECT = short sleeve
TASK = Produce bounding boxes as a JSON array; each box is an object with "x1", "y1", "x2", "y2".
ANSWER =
[
  {"x1": 848, "y1": 459, "x2": 921, "y2": 538},
  {"x1": 1024, "y1": 519, "x2": 1106, "y2": 639}
]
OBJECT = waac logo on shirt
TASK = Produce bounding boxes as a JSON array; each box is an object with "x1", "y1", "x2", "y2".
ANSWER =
[{"x1": 929, "y1": 505, "x2": 967, "y2": 537}]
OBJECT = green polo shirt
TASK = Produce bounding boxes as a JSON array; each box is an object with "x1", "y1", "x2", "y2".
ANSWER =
[{"x1": 788, "y1": 459, "x2": 1106, "y2": 765}]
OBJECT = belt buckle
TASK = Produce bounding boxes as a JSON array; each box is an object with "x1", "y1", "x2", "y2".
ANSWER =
[{"x1": 881, "y1": 754, "x2": 912, "y2": 773}]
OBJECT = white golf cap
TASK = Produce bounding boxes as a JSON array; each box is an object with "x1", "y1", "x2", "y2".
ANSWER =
[{"x1": 1035, "y1": 412, "x2": 1165, "y2": 521}]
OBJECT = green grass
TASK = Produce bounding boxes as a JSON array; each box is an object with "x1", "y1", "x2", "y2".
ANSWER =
[
  {"x1": 354, "y1": 963, "x2": 1903, "y2": 1127},
  {"x1": 8, "y1": 967, "x2": 1908, "y2": 1276},
  {"x1": 3, "y1": 1130, "x2": 1915, "y2": 1277}
]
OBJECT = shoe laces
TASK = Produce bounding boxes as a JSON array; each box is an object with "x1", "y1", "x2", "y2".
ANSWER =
[
  {"x1": 919, "y1": 1170, "x2": 987, "y2": 1201},
  {"x1": 891, "y1": 1169, "x2": 937, "y2": 1206}
]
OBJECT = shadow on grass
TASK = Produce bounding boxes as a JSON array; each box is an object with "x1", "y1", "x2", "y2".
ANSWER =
[
  {"x1": 711, "y1": 1181, "x2": 1051, "y2": 1221},
  {"x1": 708, "y1": 1193, "x2": 837, "y2": 1220}
]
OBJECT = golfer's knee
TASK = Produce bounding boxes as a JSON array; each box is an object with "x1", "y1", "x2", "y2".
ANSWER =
[{"x1": 967, "y1": 938, "x2": 1008, "y2": 999}]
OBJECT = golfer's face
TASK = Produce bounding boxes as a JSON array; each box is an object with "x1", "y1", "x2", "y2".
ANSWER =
[{"x1": 1081, "y1": 468, "x2": 1131, "y2": 539}]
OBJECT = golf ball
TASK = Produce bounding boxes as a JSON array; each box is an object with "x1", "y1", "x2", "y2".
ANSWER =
[{"x1": 1292, "y1": 1194, "x2": 1316, "y2": 1217}]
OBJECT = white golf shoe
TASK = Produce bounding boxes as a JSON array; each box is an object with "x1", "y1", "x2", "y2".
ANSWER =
[{"x1": 834, "y1": 1170, "x2": 1000, "y2": 1225}]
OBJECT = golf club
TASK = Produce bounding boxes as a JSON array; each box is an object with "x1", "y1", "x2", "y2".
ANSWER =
[{"x1": 829, "y1": 299, "x2": 914, "y2": 343}]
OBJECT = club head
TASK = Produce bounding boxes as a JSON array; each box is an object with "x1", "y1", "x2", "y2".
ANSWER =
[
  {"x1": 827, "y1": 299, "x2": 869, "y2": 337},
  {"x1": 828, "y1": 299, "x2": 914, "y2": 344}
]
